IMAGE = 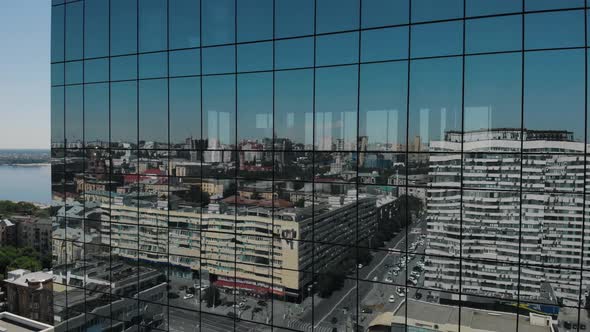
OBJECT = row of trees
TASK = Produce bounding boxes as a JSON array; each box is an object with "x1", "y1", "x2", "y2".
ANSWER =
[
  {"x1": 0, "y1": 246, "x2": 47, "y2": 279},
  {"x1": 316, "y1": 195, "x2": 423, "y2": 298},
  {"x1": 0, "y1": 200, "x2": 52, "y2": 218}
]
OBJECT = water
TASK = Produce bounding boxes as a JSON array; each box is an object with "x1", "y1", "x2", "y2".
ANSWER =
[{"x1": 0, "y1": 165, "x2": 51, "y2": 204}]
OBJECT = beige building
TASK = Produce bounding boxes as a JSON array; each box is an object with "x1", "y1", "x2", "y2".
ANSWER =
[{"x1": 103, "y1": 193, "x2": 378, "y2": 300}]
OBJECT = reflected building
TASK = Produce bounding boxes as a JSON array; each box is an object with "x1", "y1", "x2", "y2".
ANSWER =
[
  {"x1": 426, "y1": 128, "x2": 588, "y2": 306},
  {"x1": 51, "y1": 0, "x2": 590, "y2": 331}
]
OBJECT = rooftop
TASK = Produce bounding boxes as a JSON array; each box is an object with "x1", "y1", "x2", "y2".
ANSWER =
[
  {"x1": 4, "y1": 270, "x2": 53, "y2": 288},
  {"x1": 0, "y1": 312, "x2": 53, "y2": 332},
  {"x1": 369, "y1": 300, "x2": 552, "y2": 332}
]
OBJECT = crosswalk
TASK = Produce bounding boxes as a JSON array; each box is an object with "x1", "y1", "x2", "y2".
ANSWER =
[{"x1": 284, "y1": 319, "x2": 333, "y2": 332}]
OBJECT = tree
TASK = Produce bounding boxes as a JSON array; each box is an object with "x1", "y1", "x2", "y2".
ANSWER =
[
  {"x1": 0, "y1": 246, "x2": 43, "y2": 279},
  {"x1": 223, "y1": 182, "x2": 237, "y2": 198},
  {"x1": 317, "y1": 268, "x2": 346, "y2": 298},
  {"x1": 203, "y1": 286, "x2": 221, "y2": 307},
  {"x1": 179, "y1": 186, "x2": 210, "y2": 206}
]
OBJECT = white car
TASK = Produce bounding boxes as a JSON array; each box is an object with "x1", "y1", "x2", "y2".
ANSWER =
[
  {"x1": 396, "y1": 288, "x2": 406, "y2": 297},
  {"x1": 373, "y1": 276, "x2": 378, "y2": 281},
  {"x1": 183, "y1": 294, "x2": 194, "y2": 300},
  {"x1": 389, "y1": 295, "x2": 396, "y2": 303},
  {"x1": 385, "y1": 277, "x2": 393, "y2": 283},
  {"x1": 358, "y1": 264, "x2": 363, "y2": 269}
]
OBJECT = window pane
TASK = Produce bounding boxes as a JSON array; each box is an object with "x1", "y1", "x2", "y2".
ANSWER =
[
  {"x1": 139, "y1": 52, "x2": 168, "y2": 79},
  {"x1": 466, "y1": 15, "x2": 521, "y2": 54},
  {"x1": 526, "y1": 0, "x2": 583, "y2": 11},
  {"x1": 65, "y1": 85, "x2": 83, "y2": 144},
  {"x1": 315, "y1": 66, "x2": 358, "y2": 151},
  {"x1": 412, "y1": 0, "x2": 463, "y2": 22},
  {"x1": 84, "y1": 83, "x2": 109, "y2": 146},
  {"x1": 411, "y1": 21, "x2": 463, "y2": 58},
  {"x1": 237, "y1": 73, "x2": 273, "y2": 143},
  {"x1": 139, "y1": 79, "x2": 168, "y2": 147},
  {"x1": 65, "y1": 61, "x2": 83, "y2": 85},
  {"x1": 52, "y1": 63, "x2": 64, "y2": 86},
  {"x1": 111, "y1": 55, "x2": 137, "y2": 81},
  {"x1": 170, "y1": 49, "x2": 201, "y2": 77},
  {"x1": 139, "y1": 0, "x2": 167, "y2": 53},
  {"x1": 203, "y1": 75, "x2": 236, "y2": 148},
  {"x1": 317, "y1": 0, "x2": 360, "y2": 34},
  {"x1": 524, "y1": 50, "x2": 585, "y2": 142},
  {"x1": 51, "y1": 5, "x2": 65, "y2": 62},
  {"x1": 316, "y1": 32, "x2": 359, "y2": 66},
  {"x1": 84, "y1": 0, "x2": 108, "y2": 58},
  {"x1": 275, "y1": 70, "x2": 314, "y2": 148},
  {"x1": 275, "y1": 37, "x2": 314, "y2": 70},
  {"x1": 237, "y1": 0, "x2": 273, "y2": 42},
  {"x1": 51, "y1": 87, "x2": 65, "y2": 145},
  {"x1": 111, "y1": 0, "x2": 138, "y2": 56},
  {"x1": 170, "y1": 77, "x2": 201, "y2": 148},
  {"x1": 202, "y1": 0, "x2": 235, "y2": 46},
  {"x1": 467, "y1": 0, "x2": 522, "y2": 16},
  {"x1": 85, "y1": 58, "x2": 109, "y2": 83},
  {"x1": 409, "y1": 57, "x2": 462, "y2": 151},
  {"x1": 464, "y1": 54, "x2": 522, "y2": 147},
  {"x1": 275, "y1": 0, "x2": 314, "y2": 38},
  {"x1": 237, "y1": 42, "x2": 272, "y2": 72},
  {"x1": 169, "y1": 0, "x2": 201, "y2": 49},
  {"x1": 361, "y1": 26, "x2": 408, "y2": 62},
  {"x1": 525, "y1": 10, "x2": 585, "y2": 50},
  {"x1": 360, "y1": 62, "x2": 408, "y2": 151},
  {"x1": 362, "y1": 0, "x2": 409, "y2": 28},
  {"x1": 203, "y1": 45, "x2": 235, "y2": 75},
  {"x1": 111, "y1": 81, "x2": 138, "y2": 147},
  {"x1": 65, "y1": 2, "x2": 83, "y2": 60}
]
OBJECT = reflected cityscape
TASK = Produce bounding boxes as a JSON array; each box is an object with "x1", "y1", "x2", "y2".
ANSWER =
[{"x1": 50, "y1": 0, "x2": 590, "y2": 331}]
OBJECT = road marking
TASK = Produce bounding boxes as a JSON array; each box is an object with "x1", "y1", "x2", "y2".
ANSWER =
[{"x1": 314, "y1": 231, "x2": 408, "y2": 329}]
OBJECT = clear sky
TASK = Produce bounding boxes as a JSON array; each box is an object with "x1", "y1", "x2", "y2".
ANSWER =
[{"x1": 0, "y1": 1, "x2": 50, "y2": 149}]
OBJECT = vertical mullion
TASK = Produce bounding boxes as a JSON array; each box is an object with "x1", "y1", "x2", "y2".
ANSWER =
[
  {"x1": 234, "y1": 1, "x2": 238, "y2": 331},
  {"x1": 578, "y1": 0, "x2": 589, "y2": 330},
  {"x1": 404, "y1": 0, "x2": 412, "y2": 329},
  {"x1": 199, "y1": 0, "x2": 204, "y2": 330},
  {"x1": 517, "y1": 1, "x2": 526, "y2": 332},
  {"x1": 458, "y1": 1, "x2": 466, "y2": 331},
  {"x1": 355, "y1": 0, "x2": 362, "y2": 330}
]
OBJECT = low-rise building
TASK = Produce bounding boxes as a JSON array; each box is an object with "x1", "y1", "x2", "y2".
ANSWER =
[
  {"x1": 3, "y1": 269, "x2": 53, "y2": 325},
  {"x1": 368, "y1": 299, "x2": 554, "y2": 332},
  {"x1": 0, "y1": 219, "x2": 16, "y2": 247},
  {"x1": 0, "y1": 311, "x2": 53, "y2": 332}
]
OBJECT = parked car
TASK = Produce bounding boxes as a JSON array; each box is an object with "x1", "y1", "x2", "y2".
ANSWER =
[{"x1": 389, "y1": 295, "x2": 396, "y2": 303}]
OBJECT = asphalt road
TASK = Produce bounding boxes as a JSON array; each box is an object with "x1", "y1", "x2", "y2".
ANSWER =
[{"x1": 297, "y1": 218, "x2": 427, "y2": 330}]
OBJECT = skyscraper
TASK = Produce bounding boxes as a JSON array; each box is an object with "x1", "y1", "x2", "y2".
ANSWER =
[{"x1": 51, "y1": 1, "x2": 590, "y2": 331}]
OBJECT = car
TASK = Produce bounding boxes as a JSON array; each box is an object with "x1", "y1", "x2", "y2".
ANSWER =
[
  {"x1": 257, "y1": 300, "x2": 267, "y2": 307},
  {"x1": 361, "y1": 307, "x2": 373, "y2": 314},
  {"x1": 358, "y1": 264, "x2": 363, "y2": 269},
  {"x1": 414, "y1": 292, "x2": 423, "y2": 300},
  {"x1": 392, "y1": 271, "x2": 399, "y2": 277},
  {"x1": 411, "y1": 271, "x2": 420, "y2": 277},
  {"x1": 396, "y1": 288, "x2": 405, "y2": 297},
  {"x1": 408, "y1": 278, "x2": 418, "y2": 286},
  {"x1": 389, "y1": 295, "x2": 396, "y2": 303},
  {"x1": 373, "y1": 276, "x2": 378, "y2": 281},
  {"x1": 239, "y1": 302, "x2": 246, "y2": 308},
  {"x1": 385, "y1": 277, "x2": 393, "y2": 283},
  {"x1": 580, "y1": 323, "x2": 586, "y2": 330},
  {"x1": 183, "y1": 294, "x2": 194, "y2": 300},
  {"x1": 393, "y1": 266, "x2": 401, "y2": 272}
]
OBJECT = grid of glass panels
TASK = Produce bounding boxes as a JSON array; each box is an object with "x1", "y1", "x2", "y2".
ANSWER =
[{"x1": 51, "y1": 0, "x2": 590, "y2": 331}]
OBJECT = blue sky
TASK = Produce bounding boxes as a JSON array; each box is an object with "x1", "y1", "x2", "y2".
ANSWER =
[{"x1": 0, "y1": 1, "x2": 50, "y2": 149}]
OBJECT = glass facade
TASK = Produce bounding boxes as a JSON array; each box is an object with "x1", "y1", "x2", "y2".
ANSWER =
[{"x1": 50, "y1": 1, "x2": 590, "y2": 331}]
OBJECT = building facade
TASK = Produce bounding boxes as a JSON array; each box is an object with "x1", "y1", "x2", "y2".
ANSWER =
[{"x1": 51, "y1": 0, "x2": 590, "y2": 331}]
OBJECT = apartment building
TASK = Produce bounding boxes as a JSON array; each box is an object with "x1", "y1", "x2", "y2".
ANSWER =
[
  {"x1": 102, "y1": 191, "x2": 377, "y2": 301},
  {"x1": 425, "y1": 129, "x2": 589, "y2": 306}
]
